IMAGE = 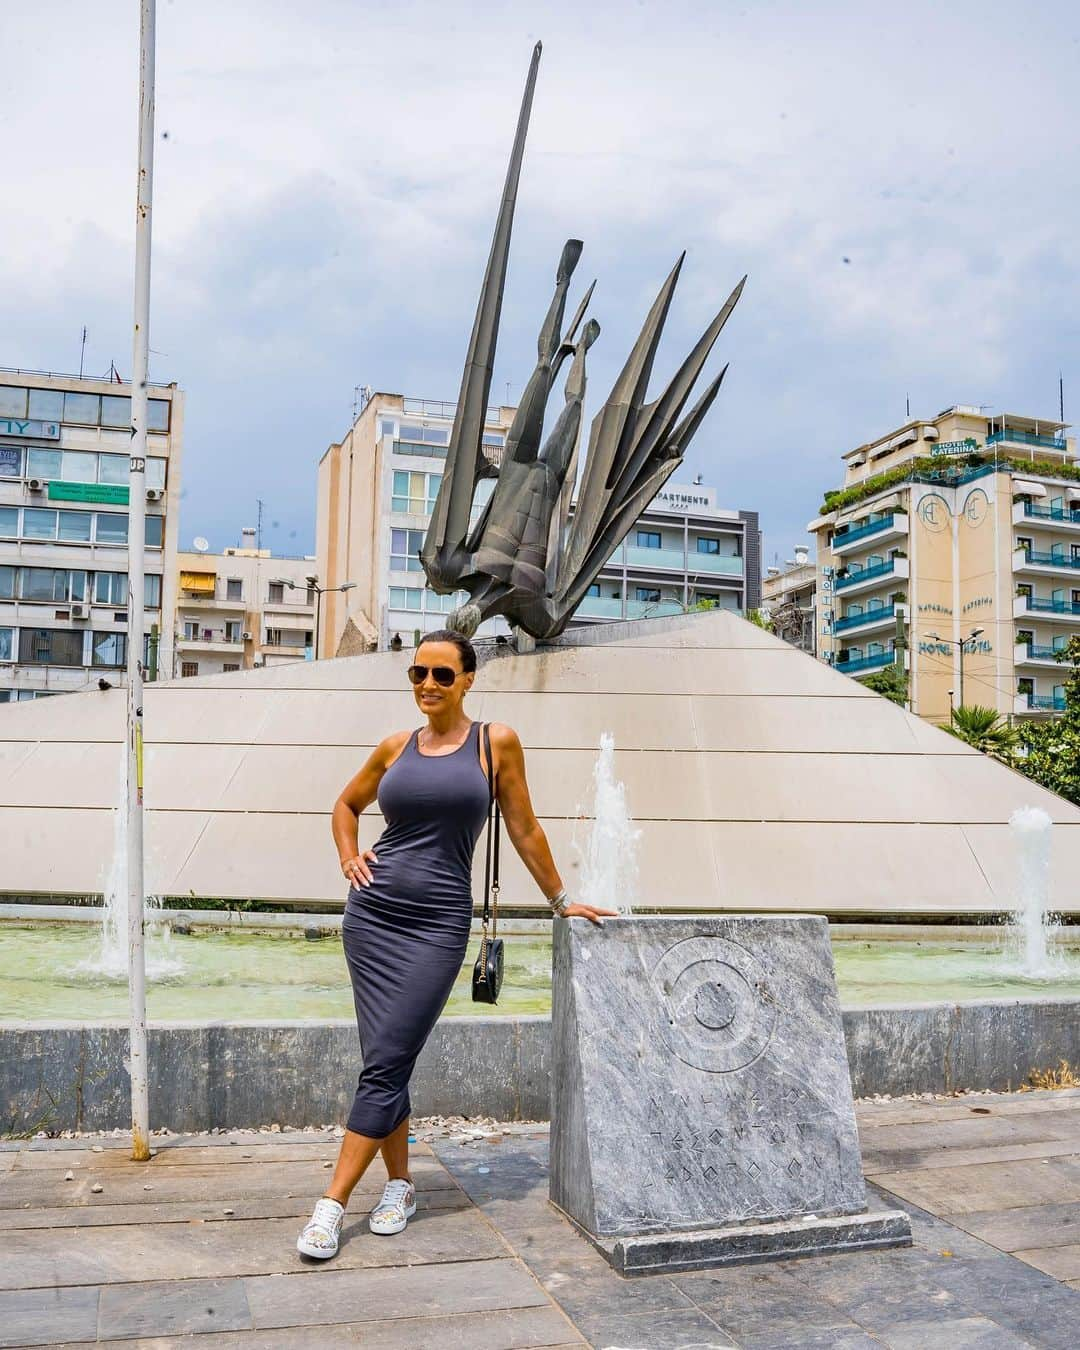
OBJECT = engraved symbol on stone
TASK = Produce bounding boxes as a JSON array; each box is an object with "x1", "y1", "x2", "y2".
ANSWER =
[
  {"x1": 650, "y1": 937, "x2": 777, "y2": 1073},
  {"x1": 784, "y1": 1086, "x2": 804, "y2": 1105},
  {"x1": 671, "y1": 1132, "x2": 684, "y2": 1149},
  {"x1": 703, "y1": 1165, "x2": 718, "y2": 1182},
  {"x1": 788, "y1": 1158, "x2": 802, "y2": 1178},
  {"x1": 746, "y1": 1161, "x2": 762, "y2": 1180},
  {"x1": 709, "y1": 1129, "x2": 722, "y2": 1145},
  {"x1": 664, "y1": 1168, "x2": 676, "y2": 1182}
]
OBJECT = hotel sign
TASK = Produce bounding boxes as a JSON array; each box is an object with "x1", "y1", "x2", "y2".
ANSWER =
[
  {"x1": 930, "y1": 437, "x2": 980, "y2": 457},
  {"x1": 0, "y1": 417, "x2": 60, "y2": 440},
  {"x1": 47, "y1": 481, "x2": 130, "y2": 505}
]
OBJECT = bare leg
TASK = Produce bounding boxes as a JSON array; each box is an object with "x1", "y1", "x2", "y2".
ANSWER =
[
  {"x1": 322, "y1": 1128, "x2": 384, "y2": 1207},
  {"x1": 379, "y1": 1115, "x2": 412, "y2": 1183}
]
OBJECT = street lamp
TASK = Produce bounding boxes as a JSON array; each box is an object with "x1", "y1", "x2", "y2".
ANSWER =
[
  {"x1": 927, "y1": 628, "x2": 984, "y2": 709},
  {"x1": 274, "y1": 577, "x2": 355, "y2": 660}
]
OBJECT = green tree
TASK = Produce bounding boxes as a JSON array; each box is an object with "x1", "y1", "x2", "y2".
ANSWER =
[
  {"x1": 746, "y1": 607, "x2": 772, "y2": 630},
  {"x1": 1016, "y1": 638, "x2": 1080, "y2": 806},
  {"x1": 859, "y1": 663, "x2": 908, "y2": 706},
  {"x1": 943, "y1": 705, "x2": 1019, "y2": 763}
]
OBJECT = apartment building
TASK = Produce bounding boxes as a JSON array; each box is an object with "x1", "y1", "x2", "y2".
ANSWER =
[
  {"x1": 316, "y1": 392, "x2": 759, "y2": 651},
  {"x1": 0, "y1": 368, "x2": 182, "y2": 701},
  {"x1": 762, "y1": 545, "x2": 816, "y2": 654},
  {"x1": 809, "y1": 405, "x2": 1079, "y2": 721},
  {"x1": 174, "y1": 528, "x2": 316, "y2": 676}
]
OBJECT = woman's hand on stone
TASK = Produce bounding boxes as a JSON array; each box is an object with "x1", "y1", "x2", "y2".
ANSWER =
[
  {"x1": 342, "y1": 850, "x2": 378, "y2": 888},
  {"x1": 561, "y1": 902, "x2": 618, "y2": 927}
]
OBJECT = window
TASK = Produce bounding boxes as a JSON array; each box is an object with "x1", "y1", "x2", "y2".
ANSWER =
[
  {"x1": 1018, "y1": 678, "x2": 1034, "y2": 698},
  {"x1": 100, "y1": 395, "x2": 132, "y2": 429},
  {"x1": 20, "y1": 569, "x2": 75, "y2": 602},
  {"x1": 58, "y1": 510, "x2": 93, "y2": 543},
  {"x1": 636, "y1": 530, "x2": 661, "y2": 549},
  {"x1": 61, "y1": 451, "x2": 96, "y2": 483},
  {"x1": 697, "y1": 537, "x2": 720, "y2": 555},
  {"x1": 181, "y1": 661, "x2": 199, "y2": 678},
  {"x1": 0, "y1": 386, "x2": 27, "y2": 417},
  {"x1": 378, "y1": 419, "x2": 397, "y2": 439},
  {"x1": 63, "y1": 391, "x2": 100, "y2": 425},
  {"x1": 0, "y1": 628, "x2": 13, "y2": 662},
  {"x1": 268, "y1": 581, "x2": 284, "y2": 603},
  {"x1": 1017, "y1": 583, "x2": 1032, "y2": 599},
  {"x1": 27, "y1": 448, "x2": 62, "y2": 479},
  {"x1": 1016, "y1": 536, "x2": 1033, "y2": 553},
  {"x1": 0, "y1": 446, "x2": 22, "y2": 477},
  {"x1": 585, "y1": 583, "x2": 601, "y2": 598},
  {"x1": 146, "y1": 457, "x2": 166, "y2": 489},
  {"x1": 0, "y1": 506, "x2": 16, "y2": 537},
  {"x1": 266, "y1": 628, "x2": 283, "y2": 646},
  {"x1": 95, "y1": 572, "x2": 126, "y2": 605},
  {"x1": 390, "y1": 528, "x2": 425, "y2": 572},
  {"x1": 482, "y1": 432, "x2": 505, "y2": 447},
  {"x1": 95, "y1": 513, "x2": 128, "y2": 545},
  {"x1": 226, "y1": 578, "x2": 242, "y2": 600},
  {"x1": 389, "y1": 586, "x2": 423, "y2": 611},
  {"x1": 147, "y1": 399, "x2": 170, "y2": 432},
  {"x1": 28, "y1": 388, "x2": 63, "y2": 420},
  {"x1": 23, "y1": 508, "x2": 57, "y2": 540},
  {"x1": 304, "y1": 630, "x2": 313, "y2": 645},
  {"x1": 399, "y1": 424, "x2": 449, "y2": 445},
  {"x1": 225, "y1": 621, "x2": 242, "y2": 642},
  {"x1": 183, "y1": 620, "x2": 198, "y2": 640},
  {"x1": 144, "y1": 574, "x2": 161, "y2": 608},
  {"x1": 223, "y1": 663, "x2": 240, "y2": 673},
  {"x1": 92, "y1": 632, "x2": 126, "y2": 667},
  {"x1": 19, "y1": 628, "x2": 84, "y2": 666},
  {"x1": 0, "y1": 567, "x2": 13, "y2": 600},
  {"x1": 637, "y1": 587, "x2": 662, "y2": 603},
  {"x1": 98, "y1": 454, "x2": 129, "y2": 485},
  {"x1": 145, "y1": 515, "x2": 163, "y2": 548},
  {"x1": 392, "y1": 470, "x2": 440, "y2": 514}
]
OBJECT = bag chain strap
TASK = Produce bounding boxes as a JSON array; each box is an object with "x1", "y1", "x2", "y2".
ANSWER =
[{"x1": 480, "y1": 722, "x2": 501, "y2": 965}]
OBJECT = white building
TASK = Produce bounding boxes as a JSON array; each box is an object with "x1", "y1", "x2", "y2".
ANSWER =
[
  {"x1": 0, "y1": 368, "x2": 182, "y2": 702},
  {"x1": 174, "y1": 528, "x2": 317, "y2": 676},
  {"x1": 762, "y1": 545, "x2": 817, "y2": 654},
  {"x1": 316, "y1": 392, "x2": 759, "y2": 651}
]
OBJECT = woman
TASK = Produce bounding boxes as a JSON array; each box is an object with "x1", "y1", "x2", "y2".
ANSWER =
[{"x1": 297, "y1": 629, "x2": 614, "y2": 1259}]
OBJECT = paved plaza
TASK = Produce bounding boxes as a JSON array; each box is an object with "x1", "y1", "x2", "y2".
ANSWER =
[{"x1": 3, "y1": 1088, "x2": 1080, "y2": 1348}]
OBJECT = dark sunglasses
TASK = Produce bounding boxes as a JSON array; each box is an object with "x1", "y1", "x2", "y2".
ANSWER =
[{"x1": 407, "y1": 664, "x2": 462, "y2": 688}]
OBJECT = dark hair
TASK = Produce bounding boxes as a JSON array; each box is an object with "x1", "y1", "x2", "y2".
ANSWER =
[{"x1": 418, "y1": 629, "x2": 477, "y2": 673}]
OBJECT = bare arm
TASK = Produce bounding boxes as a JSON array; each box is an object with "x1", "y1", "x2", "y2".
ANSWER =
[
  {"x1": 490, "y1": 724, "x2": 615, "y2": 925},
  {"x1": 332, "y1": 732, "x2": 409, "y2": 888}
]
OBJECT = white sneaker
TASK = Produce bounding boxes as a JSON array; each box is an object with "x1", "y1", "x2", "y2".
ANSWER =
[
  {"x1": 369, "y1": 1178, "x2": 416, "y2": 1235},
  {"x1": 296, "y1": 1195, "x2": 345, "y2": 1259}
]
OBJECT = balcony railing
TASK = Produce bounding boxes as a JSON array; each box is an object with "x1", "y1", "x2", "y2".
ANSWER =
[
  {"x1": 616, "y1": 543, "x2": 743, "y2": 575},
  {"x1": 987, "y1": 429, "x2": 1069, "y2": 452},
  {"x1": 1025, "y1": 694, "x2": 1067, "y2": 711},
  {"x1": 1017, "y1": 502, "x2": 1080, "y2": 523},
  {"x1": 1022, "y1": 598, "x2": 1080, "y2": 616},
  {"x1": 834, "y1": 560, "x2": 896, "y2": 591},
  {"x1": 833, "y1": 603, "x2": 895, "y2": 634},
  {"x1": 835, "y1": 649, "x2": 896, "y2": 674},
  {"x1": 1018, "y1": 643, "x2": 1068, "y2": 661},
  {"x1": 833, "y1": 513, "x2": 897, "y2": 547},
  {"x1": 575, "y1": 596, "x2": 687, "y2": 621},
  {"x1": 1020, "y1": 549, "x2": 1080, "y2": 569}
]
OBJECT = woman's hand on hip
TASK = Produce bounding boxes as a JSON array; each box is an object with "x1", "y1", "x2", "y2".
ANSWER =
[
  {"x1": 561, "y1": 902, "x2": 618, "y2": 927},
  {"x1": 342, "y1": 850, "x2": 378, "y2": 888}
]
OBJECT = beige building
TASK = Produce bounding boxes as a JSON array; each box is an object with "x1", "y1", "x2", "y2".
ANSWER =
[
  {"x1": 316, "y1": 392, "x2": 760, "y2": 650},
  {"x1": 174, "y1": 528, "x2": 316, "y2": 677},
  {"x1": 762, "y1": 545, "x2": 816, "y2": 654},
  {"x1": 809, "y1": 405, "x2": 1079, "y2": 721},
  {"x1": 0, "y1": 368, "x2": 182, "y2": 701}
]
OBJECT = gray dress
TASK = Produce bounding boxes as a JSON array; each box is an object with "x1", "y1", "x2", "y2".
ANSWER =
[{"x1": 341, "y1": 721, "x2": 490, "y2": 1137}]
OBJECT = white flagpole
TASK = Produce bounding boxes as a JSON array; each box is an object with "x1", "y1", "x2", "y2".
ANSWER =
[{"x1": 126, "y1": 0, "x2": 156, "y2": 1162}]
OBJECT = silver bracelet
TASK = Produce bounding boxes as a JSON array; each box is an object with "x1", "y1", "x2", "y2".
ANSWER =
[{"x1": 548, "y1": 889, "x2": 571, "y2": 916}]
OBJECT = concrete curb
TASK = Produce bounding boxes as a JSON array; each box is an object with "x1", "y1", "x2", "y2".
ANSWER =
[{"x1": 4, "y1": 1000, "x2": 1078, "y2": 1135}]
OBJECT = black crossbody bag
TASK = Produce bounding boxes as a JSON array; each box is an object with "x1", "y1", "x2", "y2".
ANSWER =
[{"x1": 472, "y1": 722, "x2": 504, "y2": 1004}]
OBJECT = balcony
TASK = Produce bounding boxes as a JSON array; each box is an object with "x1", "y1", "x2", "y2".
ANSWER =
[
  {"x1": 1013, "y1": 548, "x2": 1080, "y2": 578},
  {"x1": 1013, "y1": 501, "x2": 1080, "y2": 530},
  {"x1": 1014, "y1": 692, "x2": 1066, "y2": 715},
  {"x1": 263, "y1": 598, "x2": 316, "y2": 616},
  {"x1": 1014, "y1": 594, "x2": 1080, "y2": 622},
  {"x1": 179, "y1": 594, "x2": 246, "y2": 612},
  {"x1": 831, "y1": 512, "x2": 908, "y2": 555},
  {"x1": 833, "y1": 603, "x2": 897, "y2": 635},
  {"x1": 834, "y1": 556, "x2": 907, "y2": 596},
  {"x1": 988, "y1": 429, "x2": 1070, "y2": 453},
  {"x1": 178, "y1": 632, "x2": 246, "y2": 653},
  {"x1": 616, "y1": 544, "x2": 743, "y2": 575},
  {"x1": 1015, "y1": 642, "x2": 1070, "y2": 668},
  {"x1": 574, "y1": 596, "x2": 686, "y2": 621},
  {"x1": 834, "y1": 649, "x2": 897, "y2": 675}
]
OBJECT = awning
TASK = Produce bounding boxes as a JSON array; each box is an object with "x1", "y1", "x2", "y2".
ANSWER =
[
  {"x1": 1067, "y1": 487, "x2": 1080, "y2": 503},
  {"x1": 1012, "y1": 480, "x2": 1047, "y2": 498},
  {"x1": 806, "y1": 513, "x2": 836, "y2": 533}
]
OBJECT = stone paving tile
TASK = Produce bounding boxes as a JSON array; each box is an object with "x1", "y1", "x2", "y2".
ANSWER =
[
  {"x1": 0, "y1": 1285, "x2": 99, "y2": 1349},
  {"x1": 1011, "y1": 1242, "x2": 1080, "y2": 1281},
  {"x1": 674, "y1": 1264, "x2": 883, "y2": 1343},
  {"x1": 942, "y1": 1200, "x2": 1080, "y2": 1253},
  {"x1": 0, "y1": 1187, "x2": 468, "y2": 1232},
  {"x1": 570, "y1": 1304, "x2": 737, "y2": 1349},
  {"x1": 97, "y1": 1276, "x2": 252, "y2": 1340},
  {"x1": 243, "y1": 1258, "x2": 550, "y2": 1329},
  {"x1": 854, "y1": 1088, "x2": 1080, "y2": 1128},
  {"x1": 43, "y1": 1303, "x2": 583, "y2": 1349},
  {"x1": 878, "y1": 1315, "x2": 1039, "y2": 1348},
  {"x1": 858, "y1": 1115, "x2": 1065, "y2": 1152},
  {"x1": 1, "y1": 1208, "x2": 508, "y2": 1290},
  {"x1": 868, "y1": 1156, "x2": 1080, "y2": 1215},
  {"x1": 861, "y1": 1139, "x2": 1080, "y2": 1173}
]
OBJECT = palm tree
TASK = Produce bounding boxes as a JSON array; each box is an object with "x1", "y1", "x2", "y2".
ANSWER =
[{"x1": 943, "y1": 705, "x2": 1019, "y2": 762}]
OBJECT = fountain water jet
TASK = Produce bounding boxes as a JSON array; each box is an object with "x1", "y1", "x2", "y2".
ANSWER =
[
  {"x1": 1007, "y1": 805, "x2": 1062, "y2": 980},
  {"x1": 574, "y1": 733, "x2": 640, "y2": 918}
]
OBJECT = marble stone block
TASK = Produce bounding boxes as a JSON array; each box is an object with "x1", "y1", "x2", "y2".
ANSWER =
[{"x1": 549, "y1": 914, "x2": 911, "y2": 1273}]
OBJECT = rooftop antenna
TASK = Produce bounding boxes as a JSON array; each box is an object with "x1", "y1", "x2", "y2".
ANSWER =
[
  {"x1": 906, "y1": 393, "x2": 910, "y2": 418},
  {"x1": 1060, "y1": 371, "x2": 1065, "y2": 423},
  {"x1": 256, "y1": 497, "x2": 264, "y2": 551},
  {"x1": 78, "y1": 326, "x2": 88, "y2": 378}
]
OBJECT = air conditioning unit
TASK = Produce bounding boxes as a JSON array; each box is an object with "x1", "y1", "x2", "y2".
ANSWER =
[
  {"x1": 241, "y1": 631, "x2": 253, "y2": 641},
  {"x1": 27, "y1": 477, "x2": 46, "y2": 493},
  {"x1": 146, "y1": 488, "x2": 164, "y2": 502},
  {"x1": 70, "y1": 603, "x2": 89, "y2": 620}
]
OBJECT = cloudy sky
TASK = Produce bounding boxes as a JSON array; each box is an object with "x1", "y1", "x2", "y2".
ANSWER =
[{"x1": 6, "y1": 0, "x2": 1080, "y2": 566}]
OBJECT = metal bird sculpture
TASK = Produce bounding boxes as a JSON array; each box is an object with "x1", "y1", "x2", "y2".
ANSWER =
[{"x1": 421, "y1": 42, "x2": 745, "y2": 639}]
